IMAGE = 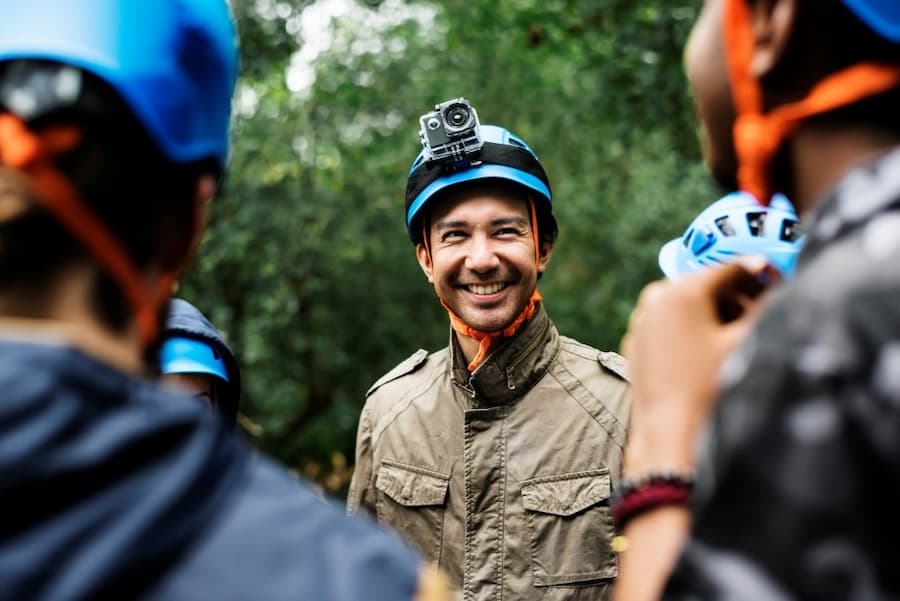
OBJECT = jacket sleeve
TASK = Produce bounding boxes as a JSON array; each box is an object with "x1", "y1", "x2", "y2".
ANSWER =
[
  {"x1": 347, "y1": 403, "x2": 376, "y2": 517},
  {"x1": 663, "y1": 289, "x2": 897, "y2": 599}
]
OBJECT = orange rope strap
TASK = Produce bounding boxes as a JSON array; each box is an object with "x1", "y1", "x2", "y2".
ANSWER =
[
  {"x1": 723, "y1": 0, "x2": 900, "y2": 205},
  {"x1": 445, "y1": 289, "x2": 542, "y2": 373},
  {"x1": 0, "y1": 114, "x2": 175, "y2": 344}
]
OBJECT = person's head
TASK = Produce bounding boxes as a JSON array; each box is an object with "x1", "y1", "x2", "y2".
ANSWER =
[
  {"x1": 659, "y1": 191, "x2": 804, "y2": 280},
  {"x1": 405, "y1": 101, "x2": 557, "y2": 332},
  {"x1": 415, "y1": 180, "x2": 554, "y2": 333},
  {"x1": 0, "y1": 1, "x2": 238, "y2": 347},
  {"x1": 158, "y1": 298, "x2": 241, "y2": 423},
  {"x1": 160, "y1": 339, "x2": 232, "y2": 417},
  {"x1": 685, "y1": 0, "x2": 900, "y2": 205}
]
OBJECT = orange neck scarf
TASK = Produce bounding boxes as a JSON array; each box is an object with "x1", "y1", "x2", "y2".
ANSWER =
[{"x1": 444, "y1": 289, "x2": 542, "y2": 372}]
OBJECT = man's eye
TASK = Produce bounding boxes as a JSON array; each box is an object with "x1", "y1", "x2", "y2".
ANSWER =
[
  {"x1": 442, "y1": 231, "x2": 466, "y2": 241},
  {"x1": 496, "y1": 228, "x2": 521, "y2": 236}
]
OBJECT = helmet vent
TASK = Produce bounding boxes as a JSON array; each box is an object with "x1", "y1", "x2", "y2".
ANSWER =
[
  {"x1": 715, "y1": 216, "x2": 736, "y2": 236},
  {"x1": 781, "y1": 219, "x2": 801, "y2": 242},
  {"x1": 746, "y1": 212, "x2": 766, "y2": 236}
]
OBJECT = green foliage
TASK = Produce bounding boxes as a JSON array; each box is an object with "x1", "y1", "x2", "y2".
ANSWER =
[{"x1": 180, "y1": 0, "x2": 717, "y2": 491}]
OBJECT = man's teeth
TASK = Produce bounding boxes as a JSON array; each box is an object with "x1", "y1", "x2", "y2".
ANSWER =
[{"x1": 468, "y1": 282, "x2": 506, "y2": 295}]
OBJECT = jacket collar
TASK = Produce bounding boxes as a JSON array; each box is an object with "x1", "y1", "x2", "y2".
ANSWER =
[{"x1": 449, "y1": 303, "x2": 559, "y2": 406}]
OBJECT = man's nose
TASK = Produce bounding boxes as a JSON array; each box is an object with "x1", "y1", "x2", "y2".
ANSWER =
[{"x1": 464, "y1": 235, "x2": 501, "y2": 273}]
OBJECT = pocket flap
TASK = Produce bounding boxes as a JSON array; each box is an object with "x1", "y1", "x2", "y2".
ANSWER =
[
  {"x1": 376, "y1": 461, "x2": 449, "y2": 507},
  {"x1": 521, "y1": 470, "x2": 610, "y2": 517}
]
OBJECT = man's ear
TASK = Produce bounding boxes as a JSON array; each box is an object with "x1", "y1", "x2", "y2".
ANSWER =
[
  {"x1": 750, "y1": 0, "x2": 798, "y2": 79},
  {"x1": 415, "y1": 242, "x2": 434, "y2": 283},
  {"x1": 537, "y1": 239, "x2": 554, "y2": 274}
]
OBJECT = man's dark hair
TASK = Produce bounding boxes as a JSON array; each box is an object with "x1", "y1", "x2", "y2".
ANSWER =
[{"x1": 0, "y1": 60, "x2": 216, "y2": 331}]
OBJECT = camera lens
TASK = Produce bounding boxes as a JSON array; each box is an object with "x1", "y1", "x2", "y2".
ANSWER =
[{"x1": 443, "y1": 104, "x2": 472, "y2": 131}]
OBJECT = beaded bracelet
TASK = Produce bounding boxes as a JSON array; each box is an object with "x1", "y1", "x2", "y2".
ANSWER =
[{"x1": 612, "y1": 470, "x2": 696, "y2": 530}]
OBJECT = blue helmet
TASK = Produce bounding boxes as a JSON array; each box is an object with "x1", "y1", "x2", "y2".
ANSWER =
[
  {"x1": 405, "y1": 124, "x2": 556, "y2": 244},
  {"x1": 159, "y1": 336, "x2": 230, "y2": 383},
  {"x1": 658, "y1": 192, "x2": 805, "y2": 280},
  {"x1": 161, "y1": 299, "x2": 241, "y2": 422},
  {"x1": 0, "y1": 0, "x2": 238, "y2": 169},
  {"x1": 842, "y1": 0, "x2": 900, "y2": 41}
]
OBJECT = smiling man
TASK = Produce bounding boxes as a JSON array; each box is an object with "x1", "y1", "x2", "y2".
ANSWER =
[{"x1": 348, "y1": 99, "x2": 631, "y2": 600}]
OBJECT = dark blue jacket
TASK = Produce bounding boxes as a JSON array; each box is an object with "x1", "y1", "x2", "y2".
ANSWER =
[
  {"x1": 0, "y1": 339, "x2": 421, "y2": 601},
  {"x1": 163, "y1": 298, "x2": 242, "y2": 422}
]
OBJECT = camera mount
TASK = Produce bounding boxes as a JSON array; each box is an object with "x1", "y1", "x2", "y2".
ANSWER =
[{"x1": 418, "y1": 97, "x2": 484, "y2": 168}]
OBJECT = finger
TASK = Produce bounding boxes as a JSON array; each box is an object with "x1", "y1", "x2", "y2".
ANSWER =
[
  {"x1": 682, "y1": 261, "x2": 770, "y2": 323},
  {"x1": 721, "y1": 312, "x2": 757, "y2": 351},
  {"x1": 719, "y1": 292, "x2": 767, "y2": 349},
  {"x1": 699, "y1": 258, "x2": 769, "y2": 297}
]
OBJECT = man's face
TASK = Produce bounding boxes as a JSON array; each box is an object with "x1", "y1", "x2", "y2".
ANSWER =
[
  {"x1": 416, "y1": 186, "x2": 552, "y2": 333},
  {"x1": 685, "y1": 0, "x2": 739, "y2": 189},
  {"x1": 162, "y1": 372, "x2": 219, "y2": 410}
]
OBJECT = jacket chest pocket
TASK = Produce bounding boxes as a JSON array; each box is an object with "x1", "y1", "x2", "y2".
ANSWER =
[
  {"x1": 521, "y1": 469, "x2": 617, "y2": 587},
  {"x1": 375, "y1": 461, "x2": 449, "y2": 562}
]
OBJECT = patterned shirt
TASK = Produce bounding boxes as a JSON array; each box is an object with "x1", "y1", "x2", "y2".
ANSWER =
[{"x1": 665, "y1": 147, "x2": 900, "y2": 600}]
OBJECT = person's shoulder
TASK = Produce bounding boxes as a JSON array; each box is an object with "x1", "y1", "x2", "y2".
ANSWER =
[
  {"x1": 558, "y1": 336, "x2": 629, "y2": 382},
  {"x1": 150, "y1": 454, "x2": 423, "y2": 600},
  {"x1": 553, "y1": 336, "x2": 629, "y2": 445},
  {"x1": 366, "y1": 347, "x2": 447, "y2": 400}
]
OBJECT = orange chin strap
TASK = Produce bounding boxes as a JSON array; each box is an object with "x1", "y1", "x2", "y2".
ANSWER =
[
  {"x1": 433, "y1": 197, "x2": 544, "y2": 372},
  {"x1": 445, "y1": 289, "x2": 542, "y2": 372},
  {"x1": 724, "y1": 0, "x2": 900, "y2": 205},
  {"x1": 0, "y1": 114, "x2": 176, "y2": 346}
]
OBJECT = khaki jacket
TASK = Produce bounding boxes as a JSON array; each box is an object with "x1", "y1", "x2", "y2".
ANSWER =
[{"x1": 348, "y1": 305, "x2": 630, "y2": 600}]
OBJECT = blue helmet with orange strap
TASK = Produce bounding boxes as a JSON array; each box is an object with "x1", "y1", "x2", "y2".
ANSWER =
[
  {"x1": 0, "y1": 0, "x2": 238, "y2": 346},
  {"x1": 723, "y1": 0, "x2": 900, "y2": 204},
  {"x1": 405, "y1": 98, "x2": 556, "y2": 245},
  {"x1": 0, "y1": 0, "x2": 238, "y2": 170}
]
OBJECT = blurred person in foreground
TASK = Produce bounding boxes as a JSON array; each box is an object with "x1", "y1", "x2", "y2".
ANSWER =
[
  {"x1": 159, "y1": 298, "x2": 242, "y2": 424},
  {"x1": 613, "y1": 1, "x2": 900, "y2": 599},
  {"x1": 348, "y1": 98, "x2": 630, "y2": 599},
  {"x1": 0, "y1": 1, "x2": 447, "y2": 599}
]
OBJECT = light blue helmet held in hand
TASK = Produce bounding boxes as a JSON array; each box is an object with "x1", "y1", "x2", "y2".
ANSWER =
[{"x1": 659, "y1": 192, "x2": 805, "y2": 280}]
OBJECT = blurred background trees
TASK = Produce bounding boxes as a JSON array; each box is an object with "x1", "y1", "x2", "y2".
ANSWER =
[{"x1": 180, "y1": 0, "x2": 716, "y2": 495}]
